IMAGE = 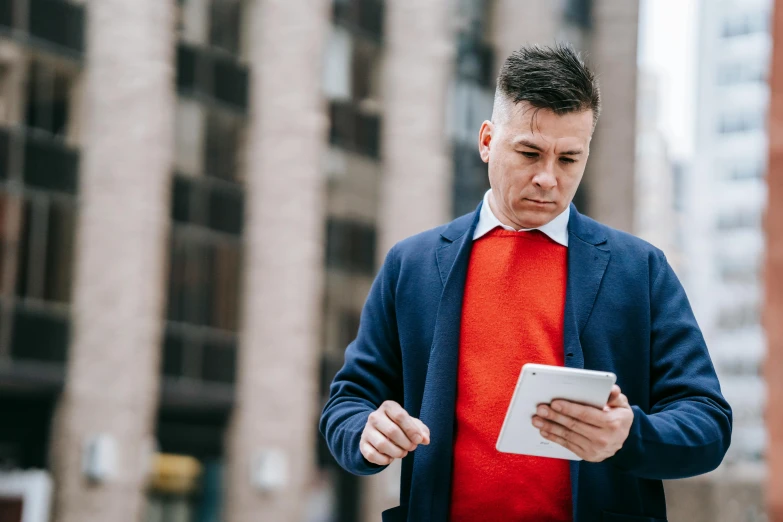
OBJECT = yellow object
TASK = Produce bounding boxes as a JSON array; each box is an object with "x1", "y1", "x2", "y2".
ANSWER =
[{"x1": 149, "y1": 453, "x2": 203, "y2": 494}]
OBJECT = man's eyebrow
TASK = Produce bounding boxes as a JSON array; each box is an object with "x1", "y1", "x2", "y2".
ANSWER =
[
  {"x1": 512, "y1": 138, "x2": 544, "y2": 152},
  {"x1": 513, "y1": 137, "x2": 583, "y2": 155}
]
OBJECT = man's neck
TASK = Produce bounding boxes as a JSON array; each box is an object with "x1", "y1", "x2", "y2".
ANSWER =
[{"x1": 488, "y1": 190, "x2": 526, "y2": 231}]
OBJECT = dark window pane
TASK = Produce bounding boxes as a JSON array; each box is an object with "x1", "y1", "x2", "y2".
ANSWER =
[
  {"x1": 11, "y1": 305, "x2": 69, "y2": 363},
  {"x1": 194, "y1": 241, "x2": 212, "y2": 326},
  {"x1": 209, "y1": 0, "x2": 241, "y2": 55},
  {"x1": 204, "y1": 110, "x2": 242, "y2": 182},
  {"x1": 0, "y1": 192, "x2": 12, "y2": 294},
  {"x1": 209, "y1": 242, "x2": 240, "y2": 331},
  {"x1": 201, "y1": 339, "x2": 236, "y2": 384},
  {"x1": 28, "y1": 0, "x2": 85, "y2": 55},
  {"x1": 329, "y1": 101, "x2": 381, "y2": 159},
  {"x1": 172, "y1": 176, "x2": 193, "y2": 223},
  {"x1": 356, "y1": 112, "x2": 380, "y2": 159},
  {"x1": 162, "y1": 330, "x2": 185, "y2": 378},
  {"x1": 15, "y1": 199, "x2": 33, "y2": 298},
  {"x1": 177, "y1": 44, "x2": 197, "y2": 93},
  {"x1": 0, "y1": 0, "x2": 12, "y2": 29},
  {"x1": 452, "y1": 145, "x2": 489, "y2": 217},
  {"x1": 23, "y1": 133, "x2": 79, "y2": 194},
  {"x1": 0, "y1": 126, "x2": 10, "y2": 180},
  {"x1": 564, "y1": 0, "x2": 592, "y2": 28},
  {"x1": 325, "y1": 219, "x2": 376, "y2": 275},
  {"x1": 339, "y1": 312, "x2": 360, "y2": 349},
  {"x1": 166, "y1": 235, "x2": 188, "y2": 323},
  {"x1": 207, "y1": 187, "x2": 243, "y2": 235},
  {"x1": 43, "y1": 200, "x2": 74, "y2": 303},
  {"x1": 212, "y1": 56, "x2": 248, "y2": 110},
  {"x1": 333, "y1": 0, "x2": 384, "y2": 41},
  {"x1": 456, "y1": 34, "x2": 495, "y2": 88},
  {"x1": 25, "y1": 61, "x2": 74, "y2": 137}
]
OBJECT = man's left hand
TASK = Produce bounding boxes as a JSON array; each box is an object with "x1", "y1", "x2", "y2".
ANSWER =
[{"x1": 531, "y1": 384, "x2": 634, "y2": 462}]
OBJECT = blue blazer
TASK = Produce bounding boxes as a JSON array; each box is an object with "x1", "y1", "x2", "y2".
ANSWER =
[{"x1": 320, "y1": 202, "x2": 732, "y2": 522}]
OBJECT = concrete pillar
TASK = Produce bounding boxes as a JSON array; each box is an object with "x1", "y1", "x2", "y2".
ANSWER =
[
  {"x1": 585, "y1": 0, "x2": 639, "y2": 232},
  {"x1": 223, "y1": 1, "x2": 331, "y2": 521},
  {"x1": 765, "y1": 1, "x2": 783, "y2": 520},
  {"x1": 490, "y1": 0, "x2": 559, "y2": 61},
  {"x1": 376, "y1": 0, "x2": 454, "y2": 259},
  {"x1": 49, "y1": 1, "x2": 176, "y2": 521}
]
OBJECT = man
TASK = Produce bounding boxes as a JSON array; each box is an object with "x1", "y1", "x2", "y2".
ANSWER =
[{"x1": 320, "y1": 44, "x2": 731, "y2": 522}]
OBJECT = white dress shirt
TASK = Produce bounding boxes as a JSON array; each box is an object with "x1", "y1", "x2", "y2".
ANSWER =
[{"x1": 472, "y1": 189, "x2": 570, "y2": 247}]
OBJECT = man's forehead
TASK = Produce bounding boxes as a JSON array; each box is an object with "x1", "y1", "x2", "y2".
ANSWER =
[{"x1": 505, "y1": 102, "x2": 594, "y2": 138}]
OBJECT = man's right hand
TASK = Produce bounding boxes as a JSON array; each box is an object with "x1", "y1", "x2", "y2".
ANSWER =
[{"x1": 360, "y1": 400, "x2": 431, "y2": 465}]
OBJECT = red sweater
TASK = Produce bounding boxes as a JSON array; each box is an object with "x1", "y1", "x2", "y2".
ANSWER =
[{"x1": 449, "y1": 228, "x2": 572, "y2": 521}]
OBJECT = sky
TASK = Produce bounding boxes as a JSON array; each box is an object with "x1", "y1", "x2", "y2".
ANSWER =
[{"x1": 638, "y1": 0, "x2": 699, "y2": 160}]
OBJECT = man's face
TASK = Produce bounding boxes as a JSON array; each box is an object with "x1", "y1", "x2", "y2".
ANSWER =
[{"x1": 478, "y1": 101, "x2": 594, "y2": 229}]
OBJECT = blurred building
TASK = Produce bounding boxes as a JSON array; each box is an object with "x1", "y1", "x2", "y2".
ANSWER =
[
  {"x1": 634, "y1": 69, "x2": 684, "y2": 271},
  {"x1": 0, "y1": 1, "x2": 640, "y2": 522},
  {"x1": 767, "y1": 5, "x2": 783, "y2": 522},
  {"x1": 689, "y1": 0, "x2": 771, "y2": 463},
  {"x1": 663, "y1": 0, "x2": 772, "y2": 521},
  {"x1": 766, "y1": 1, "x2": 783, "y2": 520}
]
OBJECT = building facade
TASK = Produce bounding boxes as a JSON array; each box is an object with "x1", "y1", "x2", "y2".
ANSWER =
[
  {"x1": 0, "y1": 1, "x2": 639, "y2": 521},
  {"x1": 662, "y1": 1, "x2": 772, "y2": 520},
  {"x1": 765, "y1": 1, "x2": 782, "y2": 520}
]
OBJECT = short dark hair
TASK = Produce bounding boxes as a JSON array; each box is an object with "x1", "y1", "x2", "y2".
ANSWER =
[{"x1": 495, "y1": 44, "x2": 601, "y2": 125}]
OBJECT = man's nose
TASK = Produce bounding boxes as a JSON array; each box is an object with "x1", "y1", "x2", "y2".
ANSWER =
[{"x1": 532, "y1": 169, "x2": 557, "y2": 191}]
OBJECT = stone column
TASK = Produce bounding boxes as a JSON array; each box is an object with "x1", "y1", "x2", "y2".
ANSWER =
[
  {"x1": 585, "y1": 0, "x2": 639, "y2": 232},
  {"x1": 223, "y1": 1, "x2": 331, "y2": 521},
  {"x1": 376, "y1": 0, "x2": 454, "y2": 260},
  {"x1": 765, "y1": 1, "x2": 783, "y2": 520},
  {"x1": 490, "y1": 0, "x2": 559, "y2": 61},
  {"x1": 49, "y1": 0, "x2": 176, "y2": 521}
]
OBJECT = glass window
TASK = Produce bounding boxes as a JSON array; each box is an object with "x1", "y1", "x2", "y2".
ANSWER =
[
  {"x1": 325, "y1": 218, "x2": 376, "y2": 275},
  {"x1": 10, "y1": 305, "x2": 69, "y2": 363},
  {"x1": 43, "y1": 199, "x2": 74, "y2": 303},
  {"x1": 204, "y1": 109, "x2": 243, "y2": 182},
  {"x1": 25, "y1": 60, "x2": 74, "y2": 137},
  {"x1": 209, "y1": 0, "x2": 241, "y2": 55}
]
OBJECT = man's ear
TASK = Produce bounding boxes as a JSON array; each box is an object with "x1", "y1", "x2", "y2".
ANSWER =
[{"x1": 478, "y1": 120, "x2": 493, "y2": 163}]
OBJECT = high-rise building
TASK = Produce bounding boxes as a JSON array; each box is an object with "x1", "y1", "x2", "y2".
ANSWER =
[
  {"x1": 662, "y1": 1, "x2": 771, "y2": 520},
  {"x1": 0, "y1": 1, "x2": 640, "y2": 521},
  {"x1": 689, "y1": 0, "x2": 771, "y2": 464}
]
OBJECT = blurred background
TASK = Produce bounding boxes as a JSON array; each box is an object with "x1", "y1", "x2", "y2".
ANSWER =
[{"x1": 0, "y1": 0, "x2": 780, "y2": 521}]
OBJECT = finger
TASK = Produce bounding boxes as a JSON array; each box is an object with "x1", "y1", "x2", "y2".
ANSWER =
[
  {"x1": 540, "y1": 430, "x2": 587, "y2": 458},
  {"x1": 383, "y1": 401, "x2": 426, "y2": 444},
  {"x1": 536, "y1": 405, "x2": 602, "y2": 438},
  {"x1": 550, "y1": 400, "x2": 607, "y2": 428},
  {"x1": 607, "y1": 385, "x2": 621, "y2": 403},
  {"x1": 372, "y1": 412, "x2": 417, "y2": 451},
  {"x1": 532, "y1": 417, "x2": 593, "y2": 449},
  {"x1": 361, "y1": 441, "x2": 393, "y2": 465},
  {"x1": 608, "y1": 392, "x2": 629, "y2": 408},
  {"x1": 367, "y1": 429, "x2": 408, "y2": 459},
  {"x1": 413, "y1": 418, "x2": 431, "y2": 445}
]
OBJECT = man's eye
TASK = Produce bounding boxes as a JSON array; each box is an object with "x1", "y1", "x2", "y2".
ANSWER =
[
  {"x1": 560, "y1": 157, "x2": 576, "y2": 164},
  {"x1": 521, "y1": 152, "x2": 538, "y2": 159}
]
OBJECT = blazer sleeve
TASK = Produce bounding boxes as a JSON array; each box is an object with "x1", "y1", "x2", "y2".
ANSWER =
[
  {"x1": 608, "y1": 253, "x2": 733, "y2": 479},
  {"x1": 319, "y1": 245, "x2": 403, "y2": 476}
]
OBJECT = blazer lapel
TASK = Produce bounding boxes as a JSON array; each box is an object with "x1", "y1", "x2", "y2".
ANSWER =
[
  {"x1": 408, "y1": 204, "x2": 481, "y2": 522},
  {"x1": 563, "y1": 204, "x2": 610, "y2": 519}
]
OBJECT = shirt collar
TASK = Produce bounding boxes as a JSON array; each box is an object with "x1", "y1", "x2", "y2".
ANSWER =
[{"x1": 472, "y1": 189, "x2": 570, "y2": 247}]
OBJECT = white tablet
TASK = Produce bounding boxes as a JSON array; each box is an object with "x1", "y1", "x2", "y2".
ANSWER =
[{"x1": 496, "y1": 363, "x2": 616, "y2": 460}]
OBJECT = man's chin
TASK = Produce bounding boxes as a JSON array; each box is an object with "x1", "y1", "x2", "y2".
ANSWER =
[{"x1": 513, "y1": 208, "x2": 555, "y2": 229}]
